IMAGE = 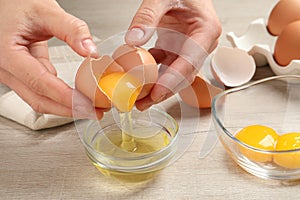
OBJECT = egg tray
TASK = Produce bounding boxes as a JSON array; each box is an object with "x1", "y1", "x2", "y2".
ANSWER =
[{"x1": 226, "y1": 18, "x2": 300, "y2": 75}]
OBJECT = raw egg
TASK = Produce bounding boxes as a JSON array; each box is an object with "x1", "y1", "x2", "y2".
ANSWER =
[
  {"x1": 235, "y1": 125, "x2": 279, "y2": 162},
  {"x1": 75, "y1": 55, "x2": 124, "y2": 109},
  {"x1": 178, "y1": 75, "x2": 223, "y2": 108},
  {"x1": 98, "y1": 72, "x2": 142, "y2": 112},
  {"x1": 75, "y1": 44, "x2": 158, "y2": 112},
  {"x1": 274, "y1": 132, "x2": 300, "y2": 169},
  {"x1": 274, "y1": 20, "x2": 300, "y2": 66},
  {"x1": 267, "y1": 0, "x2": 300, "y2": 36},
  {"x1": 112, "y1": 44, "x2": 158, "y2": 99}
]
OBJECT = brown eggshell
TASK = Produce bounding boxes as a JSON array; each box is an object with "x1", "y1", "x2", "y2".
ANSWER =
[
  {"x1": 75, "y1": 55, "x2": 123, "y2": 108},
  {"x1": 274, "y1": 21, "x2": 300, "y2": 66},
  {"x1": 179, "y1": 75, "x2": 223, "y2": 108},
  {"x1": 112, "y1": 44, "x2": 158, "y2": 99},
  {"x1": 91, "y1": 55, "x2": 124, "y2": 78},
  {"x1": 267, "y1": 0, "x2": 300, "y2": 36}
]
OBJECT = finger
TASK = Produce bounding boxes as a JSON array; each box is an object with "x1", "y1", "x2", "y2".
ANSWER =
[
  {"x1": 28, "y1": 41, "x2": 57, "y2": 75},
  {"x1": 0, "y1": 68, "x2": 103, "y2": 119},
  {"x1": 94, "y1": 108, "x2": 104, "y2": 120},
  {"x1": 6, "y1": 50, "x2": 74, "y2": 109},
  {"x1": 40, "y1": 5, "x2": 99, "y2": 58},
  {"x1": 137, "y1": 56, "x2": 195, "y2": 110},
  {"x1": 29, "y1": 41, "x2": 49, "y2": 60},
  {"x1": 0, "y1": 67, "x2": 73, "y2": 117},
  {"x1": 150, "y1": 33, "x2": 210, "y2": 103},
  {"x1": 135, "y1": 95, "x2": 154, "y2": 111},
  {"x1": 72, "y1": 89, "x2": 105, "y2": 119},
  {"x1": 154, "y1": 30, "x2": 209, "y2": 71},
  {"x1": 125, "y1": 0, "x2": 171, "y2": 46},
  {"x1": 151, "y1": 56, "x2": 196, "y2": 103},
  {"x1": 136, "y1": 92, "x2": 174, "y2": 111}
]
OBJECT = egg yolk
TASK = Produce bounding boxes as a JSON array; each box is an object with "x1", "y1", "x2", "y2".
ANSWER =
[
  {"x1": 235, "y1": 125, "x2": 279, "y2": 162},
  {"x1": 98, "y1": 72, "x2": 142, "y2": 112},
  {"x1": 274, "y1": 132, "x2": 300, "y2": 169}
]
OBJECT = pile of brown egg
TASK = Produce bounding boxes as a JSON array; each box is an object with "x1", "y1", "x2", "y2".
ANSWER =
[{"x1": 267, "y1": 0, "x2": 300, "y2": 66}]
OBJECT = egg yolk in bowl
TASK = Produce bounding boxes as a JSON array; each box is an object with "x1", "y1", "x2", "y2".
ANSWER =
[
  {"x1": 235, "y1": 125, "x2": 279, "y2": 162},
  {"x1": 235, "y1": 125, "x2": 300, "y2": 169},
  {"x1": 274, "y1": 132, "x2": 300, "y2": 169}
]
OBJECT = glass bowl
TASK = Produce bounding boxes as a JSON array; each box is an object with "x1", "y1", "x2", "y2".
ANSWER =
[
  {"x1": 72, "y1": 28, "x2": 204, "y2": 182},
  {"x1": 212, "y1": 75, "x2": 300, "y2": 180},
  {"x1": 81, "y1": 107, "x2": 179, "y2": 182}
]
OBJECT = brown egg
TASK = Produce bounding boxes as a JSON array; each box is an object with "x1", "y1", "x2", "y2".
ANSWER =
[
  {"x1": 75, "y1": 45, "x2": 158, "y2": 110},
  {"x1": 274, "y1": 21, "x2": 300, "y2": 66},
  {"x1": 178, "y1": 75, "x2": 223, "y2": 108},
  {"x1": 112, "y1": 44, "x2": 158, "y2": 99},
  {"x1": 75, "y1": 55, "x2": 124, "y2": 108},
  {"x1": 267, "y1": 0, "x2": 300, "y2": 36}
]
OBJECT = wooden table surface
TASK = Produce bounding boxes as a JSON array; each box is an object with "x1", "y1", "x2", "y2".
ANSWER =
[{"x1": 1, "y1": 0, "x2": 300, "y2": 199}]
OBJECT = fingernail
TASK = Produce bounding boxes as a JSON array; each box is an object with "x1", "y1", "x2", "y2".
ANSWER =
[
  {"x1": 95, "y1": 111, "x2": 104, "y2": 120},
  {"x1": 126, "y1": 28, "x2": 145, "y2": 44},
  {"x1": 82, "y1": 38, "x2": 99, "y2": 58}
]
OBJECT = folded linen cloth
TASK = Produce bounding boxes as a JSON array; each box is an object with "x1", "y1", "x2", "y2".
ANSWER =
[
  {"x1": 0, "y1": 45, "x2": 83, "y2": 130},
  {"x1": 0, "y1": 91, "x2": 74, "y2": 130}
]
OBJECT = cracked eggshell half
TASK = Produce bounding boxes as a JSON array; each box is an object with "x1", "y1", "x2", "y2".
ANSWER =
[
  {"x1": 112, "y1": 44, "x2": 158, "y2": 99},
  {"x1": 75, "y1": 45, "x2": 158, "y2": 110},
  {"x1": 75, "y1": 55, "x2": 124, "y2": 108},
  {"x1": 211, "y1": 47, "x2": 256, "y2": 87}
]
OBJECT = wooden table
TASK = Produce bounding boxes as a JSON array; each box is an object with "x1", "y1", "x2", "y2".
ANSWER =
[{"x1": 1, "y1": 0, "x2": 300, "y2": 199}]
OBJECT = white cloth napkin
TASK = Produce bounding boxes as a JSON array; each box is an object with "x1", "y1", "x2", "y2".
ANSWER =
[
  {"x1": 0, "y1": 45, "x2": 83, "y2": 130},
  {"x1": 0, "y1": 91, "x2": 74, "y2": 130}
]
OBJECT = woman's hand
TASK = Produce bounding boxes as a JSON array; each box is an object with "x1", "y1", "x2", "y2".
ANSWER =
[
  {"x1": 125, "y1": 0, "x2": 222, "y2": 110},
  {"x1": 0, "y1": 0, "x2": 104, "y2": 119}
]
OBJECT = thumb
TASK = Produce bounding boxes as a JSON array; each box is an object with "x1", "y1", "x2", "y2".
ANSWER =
[
  {"x1": 125, "y1": 0, "x2": 170, "y2": 46},
  {"x1": 42, "y1": 6, "x2": 99, "y2": 58}
]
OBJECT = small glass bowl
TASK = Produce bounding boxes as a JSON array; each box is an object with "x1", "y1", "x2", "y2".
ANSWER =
[
  {"x1": 82, "y1": 107, "x2": 178, "y2": 182},
  {"x1": 212, "y1": 75, "x2": 300, "y2": 180}
]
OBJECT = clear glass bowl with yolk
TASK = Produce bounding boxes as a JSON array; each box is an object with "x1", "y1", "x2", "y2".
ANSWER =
[
  {"x1": 212, "y1": 75, "x2": 300, "y2": 180},
  {"x1": 81, "y1": 107, "x2": 179, "y2": 183}
]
